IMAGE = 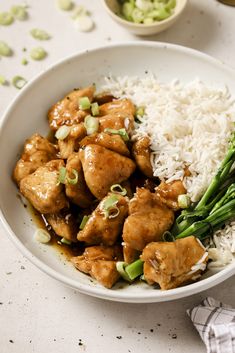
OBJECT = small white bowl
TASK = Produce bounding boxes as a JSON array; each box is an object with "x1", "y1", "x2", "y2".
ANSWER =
[{"x1": 102, "y1": 0, "x2": 188, "y2": 36}]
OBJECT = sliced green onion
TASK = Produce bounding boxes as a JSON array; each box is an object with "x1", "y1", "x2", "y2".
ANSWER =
[
  {"x1": 84, "y1": 115, "x2": 99, "y2": 135},
  {"x1": 0, "y1": 75, "x2": 6, "y2": 85},
  {"x1": 21, "y1": 58, "x2": 28, "y2": 65},
  {"x1": 67, "y1": 169, "x2": 78, "y2": 185},
  {"x1": 104, "y1": 128, "x2": 129, "y2": 142},
  {"x1": 58, "y1": 167, "x2": 67, "y2": 184},
  {"x1": 116, "y1": 261, "x2": 133, "y2": 282},
  {"x1": 34, "y1": 228, "x2": 51, "y2": 243},
  {"x1": 74, "y1": 15, "x2": 94, "y2": 32},
  {"x1": 71, "y1": 5, "x2": 88, "y2": 19},
  {"x1": 136, "y1": 106, "x2": 145, "y2": 117},
  {"x1": 125, "y1": 259, "x2": 144, "y2": 281},
  {"x1": 101, "y1": 194, "x2": 119, "y2": 219},
  {"x1": 57, "y1": 0, "x2": 74, "y2": 11},
  {"x1": 61, "y1": 237, "x2": 72, "y2": 245},
  {"x1": 0, "y1": 12, "x2": 14, "y2": 25},
  {"x1": 122, "y1": 2, "x2": 135, "y2": 21},
  {"x1": 0, "y1": 41, "x2": 13, "y2": 57},
  {"x1": 79, "y1": 215, "x2": 90, "y2": 229},
  {"x1": 79, "y1": 96, "x2": 91, "y2": 110},
  {"x1": 108, "y1": 205, "x2": 120, "y2": 219},
  {"x1": 110, "y1": 184, "x2": 127, "y2": 196},
  {"x1": 55, "y1": 125, "x2": 71, "y2": 140},
  {"x1": 178, "y1": 194, "x2": 191, "y2": 209},
  {"x1": 165, "y1": 0, "x2": 176, "y2": 11},
  {"x1": 12, "y1": 76, "x2": 27, "y2": 89},
  {"x1": 91, "y1": 102, "x2": 99, "y2": 116},
  {"x1": 30, "y1": 28, "x2": 51, "y2": 40},
  {"x1": 30, "y1": 47, "x2": 47, "y2": 61},
  {"x1": 10, "y1": 5, "x2": 28, "y2": 21}
]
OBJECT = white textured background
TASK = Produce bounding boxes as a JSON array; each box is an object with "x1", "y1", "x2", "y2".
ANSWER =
[{"x1": 0, "y1": 1, "x2": 235, "y2": 352}]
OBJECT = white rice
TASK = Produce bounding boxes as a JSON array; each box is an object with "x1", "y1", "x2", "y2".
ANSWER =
[{"x1": 103, "y1": 74, "x2": 235, "y2": 266}]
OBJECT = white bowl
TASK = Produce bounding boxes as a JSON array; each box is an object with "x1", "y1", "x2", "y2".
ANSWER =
[
  {"x1": 0, "y1": 42, "x2": 235, "y2": 303},
  {"x1": 102, "y1": 0, "x2": 188, "y2": 36}
]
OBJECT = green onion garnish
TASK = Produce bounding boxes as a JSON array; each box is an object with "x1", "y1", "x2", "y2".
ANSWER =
[
  {"x1": 0, "y1": 75, "x2": 6, "y2": 85},
  {"x1": 0, "y1": 41, "x2": 13, "y2": 57},
  {"x1": 91, "y1": 102, "x2": 99, "y2": 116},
  {"x1": 0, "y1": 12, "x2": 14, "y2": 25},
  {"x1": 30, "y1": 28, "x2": 51, "y2": 40},
  {"x1": 104, "y1": 128, "x2": 129, "y2": 142},
  {"x1": 34, "y1": 228, "x2": 51, "y2": 244},
  {"x1": 110, "y1": 184, "x2": 127, "y2": 196},
  {"x1": 55, "y1": 125, "x2": 71, "y2": 140},
  {"x1": 57, "y1": 0, "x2": 74, "y2": 11},
  {"x1": 57, "y1": 167, "x2": 78, "y2": 185},
  {"x1": 66, "y1": 169, "x2": 78, "y2": 185},
  {"x1": 101, "y1": 194, "x2": 119, "y2": 219},
  {"x1": 125, "y1": 259, "x2": 144, "y2": 281},
  {"x1": 12, "y1": 76, "x2": 27, "y2": 89},
  {"x1": 79, "y1": 215, "x2": 90, "y2": 229},
  {"x1": 79, "y1": 96, "x2": 91, "y2": 110},
  {"x1": 136, "y1": 106, "x2": 145, "y2": 117},
  {"x1": 178, "y1": 194, "x2": 191, "y2": 209},
  {"x1": 116, "y1": 261, "x2": 133, "y2": 282},
  {"x1": 21, "y1": 58, "x2": 28, "y2": 65},
  {"x1": 10, "y1": 5, "x2": 28, "y2": 21},
  {"x1": 84, "y1": 115, "x2": 99, "y2": 135},
  {"x1": 58, "y1": 167, "x2": 67, "y2": 184},
  {"x1": 30, "y1": 47, "x2": 47, "y2": 61},
  {"x1": 61, "y1": 237, "x2": 72, "y2": 245}
]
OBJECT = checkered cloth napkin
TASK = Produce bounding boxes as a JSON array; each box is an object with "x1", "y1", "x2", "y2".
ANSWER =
[{"x1": 187, "y1": 297, "x2": 235, "y2": 353}]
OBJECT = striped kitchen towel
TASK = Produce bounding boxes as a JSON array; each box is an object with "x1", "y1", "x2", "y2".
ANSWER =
[{"x1": 187, "y1": 297, "x2": 235, "y2": 353}]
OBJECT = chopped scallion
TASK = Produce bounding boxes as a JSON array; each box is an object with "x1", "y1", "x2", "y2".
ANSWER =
[
  {"x1": 0, "y1": 41, "x2": 13, "y2": 57},
  {"x1": 21, "y1": 58, "x2": 28, "y2": 65},
  {"x1": 116, "y1": 261, "x2": 133, "y2": 282},
  {"x1": 104, "y1": 128, "x2": 129, "y2": 142},
  {"x1": 0, "y1": 12, "x2": 14, "y2": 25},
  {"x1": 34, "y1": 228, "x2": 51, "y2": 243},
  {"x1": 79, "y1": 215, "x2": 90, "y2": 230},
  {"x1": 67, "y1": 169, "x2": 78, "y2": 185},
  {"x1": 10, "y1": 5, "x2": 28, "y2": 21},
  {"x1": 30, "y1": 47, "x2": 47, "y2": 61},
  {"x1": 58, "y1": 167, "x2": 67, "y2": 184},
  {"x1": 0, "y1": 75, "x2": 6, "y2": 85},
  {"x1": 136, "y1": 106, "x2": 145, "y2": 117},
  {"x1": 61, "y1": 237, "x2": 72, "y2": 245},
  {"x1": 110, "y1": 184, "x2": 127, "y2": 196},
  {"x1": 12, "y1": 76, "x2": 27, "y2": 89},
  {"x1": 74, "y1": 15, "x2": 94, "y2": 32},
  {"x1": 125, "y1": 259, "x2": 144, "y2": 281},
  {"x1": 84, "y1": 115, "x2": 99, "y2": 135},
  {"x1": 30, "y1": 28, "x2": 51, "y2": 40},
  {"x1": 91, "y1": 102, "x2": 99, "y2": 116},
  {"x1": 57, "y1": 0, "x2": 74, "y2": 11},
  {"x1": 101, "y1": 194, "x2": 119, "y2": 219},
  {"x1": 178, "y1": 194, "x2": 191, "y2": 209},
  {"x1": 55, "y1": 125, "x2": 71, "y2": 140},
  {"x1": 79, "y1": 96, "x2": 91, "y2": 110}
]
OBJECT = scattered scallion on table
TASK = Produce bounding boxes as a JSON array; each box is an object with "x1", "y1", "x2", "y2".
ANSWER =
[
  {"x1": 10, "y1": 5, "x2": 28, "y2": 21},
  {"x1": 30, "y1": 28, "x2": 51, "y2": 40},
  {"x1": 0, "y1": 41, "x2": 13, "y2": 57},
  {"x1": 57, "y1": 0, "x2": 74, "y2": 11},
  {"x1": 0, "y1": 11, "x2": 14, "y2": 25},
  {"x1": 12, "y1": 76, "x2": 27, "y2": 89},
  {"x1": 30, "y1": 47, "x2": 47, "y2": 61},
  {"x1": 0, "y1": 75, "x2": 6, "y2": 85}
]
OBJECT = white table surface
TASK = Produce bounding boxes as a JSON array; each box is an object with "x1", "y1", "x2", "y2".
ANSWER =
[{"x1": 1, "y1": 1, "x2": 235, "y2": 352}]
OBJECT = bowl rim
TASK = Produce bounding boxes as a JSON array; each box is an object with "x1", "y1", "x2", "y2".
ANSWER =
[
  {"x1": 101, "y1": 0, "x2": 188, "y2": 29},
  {"x1": 1, "y1": 41, "x2": 235, "y2": 303}
]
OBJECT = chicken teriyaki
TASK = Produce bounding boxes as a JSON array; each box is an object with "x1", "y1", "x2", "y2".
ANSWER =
[{"x1": 13, "y1": 85, "x2": 209, "y2": 290}]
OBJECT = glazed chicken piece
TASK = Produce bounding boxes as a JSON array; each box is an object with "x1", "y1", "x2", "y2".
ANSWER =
[
  {"x1": 122, "y1": 188, "x2": 174, "y2": 251},
  {"x1": 99, "y1": 112, "x2": 134, "y2": 134},
  {"x1": 80, "y1": 132, "x2": 130, "y2": 157},
  {"x1": 132, "y1": 136, "x2": 153, "y2": 178},
  {"x1": 13, "y1": 133, "x2": 58, "y2": 185},
  {"x1": 45, "y1": 210, "x2": 78, "y2": 242},
  {"x1": 79, "y1": 144, "x2": 136, "y2": 200},
  {"x1": 20, "y1": 160, "x2": 68, "y2": 214},
  {"x1": 77, "y1": 193, "x2": 128, "y2": 246},
  {"x1": 155, "y1": 180, "x2": 187, "y2": 211},
  {"x1": 71, "y1": 245, "x2": 122, "y2": 288},
  {"x1": 99, "y1": 98, "x2": 135, "y2": 117},
  {"x1": 48, "y1": 86, "x2": 95, "y2": 131},
  {"x1": 58, "y1": 123, "x2": 87, "y2": 159},
  {"x1": 141, "y1": 236, "x2": 208, "y2": 290},
  {"x1": 65, "y1": 152, "x2": 93, "y2": 208},
  {"x1": 123, "y1": 243, "x2": 141, "y2": 264}
]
